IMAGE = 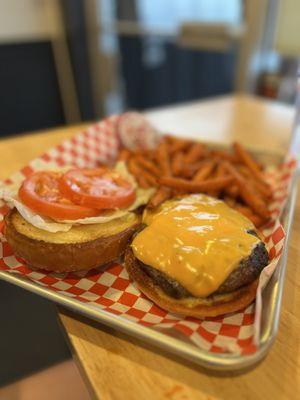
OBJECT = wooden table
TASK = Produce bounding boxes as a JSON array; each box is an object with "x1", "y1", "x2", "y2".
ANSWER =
[{"x1": 1, "y1": 95, "x2": 299, "y2": 400}]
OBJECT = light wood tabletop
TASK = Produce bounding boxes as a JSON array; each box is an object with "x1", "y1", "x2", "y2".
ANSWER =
[{"x1": 0, "y1": 95, "x2": 299, "y2": 400}]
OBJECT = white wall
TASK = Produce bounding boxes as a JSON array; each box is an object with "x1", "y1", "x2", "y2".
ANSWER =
[
  {"x1": 275, "y1": 0, "x2": 300, "y2": 56},
  {"x1": 0, "y1": 0, "x2": 61, "y2": 43}
]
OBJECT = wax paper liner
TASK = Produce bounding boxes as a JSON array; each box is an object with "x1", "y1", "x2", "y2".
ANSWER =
[{"x1": 0, "y1": 114, "x2": 296, "y2": 355}]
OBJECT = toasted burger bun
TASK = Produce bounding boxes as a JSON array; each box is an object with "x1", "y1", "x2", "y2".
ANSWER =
[
  {"x1": 5, "y1": 209, "x2": 140, "y2": 272},
  {"x1": 125, "y1": 246, "x2": 259, "y2": 318}
]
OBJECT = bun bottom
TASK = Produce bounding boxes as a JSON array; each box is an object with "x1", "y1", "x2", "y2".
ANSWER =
[
  {"x1": 124, "y1": 247, "x2": 258, "y2": 318},
  {"x1": 5, "y1": 211, "x2": 140, "y2": 273}
]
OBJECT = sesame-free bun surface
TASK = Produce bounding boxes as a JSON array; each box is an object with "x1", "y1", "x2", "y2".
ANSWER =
[{"x1": 5, "y1": 210, "x2": 140, "y2": 272}]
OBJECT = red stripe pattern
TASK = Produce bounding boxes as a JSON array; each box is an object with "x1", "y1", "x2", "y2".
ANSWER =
[{"x1": 0, "y1": 115, "x2": 296, "y2": 355}]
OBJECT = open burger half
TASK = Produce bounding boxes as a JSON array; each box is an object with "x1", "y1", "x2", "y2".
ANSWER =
[
  {"x1": 125, "y1": 194, "x2": 269, "y2": 317},
  {"x1": 3, "y1": 163, "x2": 153, "y2": 272}
]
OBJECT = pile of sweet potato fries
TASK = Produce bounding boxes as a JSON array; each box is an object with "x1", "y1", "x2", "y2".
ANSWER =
[{"x1": 118, "y1": 136, "x2": 272, "y2": 228}]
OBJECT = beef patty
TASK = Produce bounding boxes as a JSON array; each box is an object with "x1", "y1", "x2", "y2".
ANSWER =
[{"x1": 134, "y1": 229, "x2": 269, "y2": 299}]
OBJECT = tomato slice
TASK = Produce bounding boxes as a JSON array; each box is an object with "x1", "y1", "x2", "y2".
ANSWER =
[
  {"x1": 19, "y1": 171, "x2": 100, "y2": 220},
  {"x1": 59, "y1": 168, "x2": 136, "y2": 209}
]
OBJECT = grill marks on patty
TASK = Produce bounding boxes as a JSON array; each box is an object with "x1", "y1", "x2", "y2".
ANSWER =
[{"x1": 136, "y1": 230, "x2": 269, "y2": 299}]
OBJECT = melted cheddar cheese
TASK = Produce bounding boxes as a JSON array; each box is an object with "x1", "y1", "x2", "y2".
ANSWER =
[{"x1": 131, "y1": 194, "x2": 260, "y2": 297}]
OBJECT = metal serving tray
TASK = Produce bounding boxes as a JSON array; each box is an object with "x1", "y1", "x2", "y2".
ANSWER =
[{"x1": 0, "y1": 142, "x2": 298, "y2": 371}]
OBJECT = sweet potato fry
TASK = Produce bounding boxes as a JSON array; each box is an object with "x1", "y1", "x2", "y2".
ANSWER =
[
  {"x1": 223, "y1": 162, "x2": 270, "y2": 218},
  {"x1": 223, "y1": 196, "x2": 236, "y2": 207},
  {"x1": 234, "y1": 204, "x2": 266, "y2": 227},
  {"x1": 156, "y1": 141, "x2": 172, "y2": 176},
  {"x1": 140, "y1": 171, "x2": 157, "y2": 187},
  {"x1": 136, "y1": 156, "x2": 160, "y2": 177},
  {"x1": 159, "y1": 176, "x2": 234, "y2": 193},
  {"x1": 180, "y1": 161, "x2": 205, "y2": 179},
  {"x1": 128, "y1": 159, "x2": 157, "y2": 187},
  {"x1": 234, "y1": 205, "x2": 254, "y2": 219},
  {"x1": 254, "y1": 179, "x2": 273, "y2": 199},
  {"x1": 128, "y1": 158, "x2": 141, "y2": 177},
  {"x1": 163, "y1": 135, "x2": 176, "y2": 144},
  {"x1": 207, "y1": 162, "x2": 225, "y2": 197},
  {"x1": 210, "y1": 149, "x2": 238, "y2": 163},
  {"x1": 118, "y1": 148, "x2": 131, "y2": 161},
  {"x1": 233, "y1": 142, "x2": 267, "y2": 185},
  {"x1": 138, "y1": 176, "x2": 151, "y2": 188},
  {"x1": 132, "y1": 148, "x2": 155, "y2": 160},
  {"x1": 206, "y1": 190, "x2": 218, "y2": 198},
  {"x1": 249, "y1": 214, "x2": 266, "y2": 228},
  {"x1": 185, "y1": 143, "x2": 205, "y2": 164},
  {"x1": 147, "y1": 186, "x2": 172, "y2": 209},
  {"x1": 225, "y1": 184, "x2": 239, "y2": 198},
  {"x1": 169, "y1": 138, "x2": 192, "y2": 154},
  {"x1": 171, "y1": 151, "x2": 184, "y2": 176},
  {"x1": 143, "y1": 149, "x2": 156, "y2": 160},
  {"x1": 214, "y1": 162, "x2": 226, "y2": 177},
  {"x1": 239, "y1": 166, "x2": 272, "y2": 199},
  {"x1": 193, "y1": 160, "x2": 215, "y2": 181}
]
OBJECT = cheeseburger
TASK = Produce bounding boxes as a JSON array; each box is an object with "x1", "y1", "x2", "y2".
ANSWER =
[{"x1": 125, "y1": 194, "x2": 269, "y2": 317}]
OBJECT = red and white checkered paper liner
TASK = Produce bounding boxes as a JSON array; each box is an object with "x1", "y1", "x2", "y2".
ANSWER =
[{"x1": 0, "y1": 115, "x2": 296, "y2": 355}]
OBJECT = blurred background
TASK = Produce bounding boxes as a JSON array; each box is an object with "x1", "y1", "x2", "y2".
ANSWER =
[
  {"x1": 0, "y1": 0, "x2": 299, "y2": 138},
  {"x1": 0, "y1": 0, "x2": 299, "y2": 398}
]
